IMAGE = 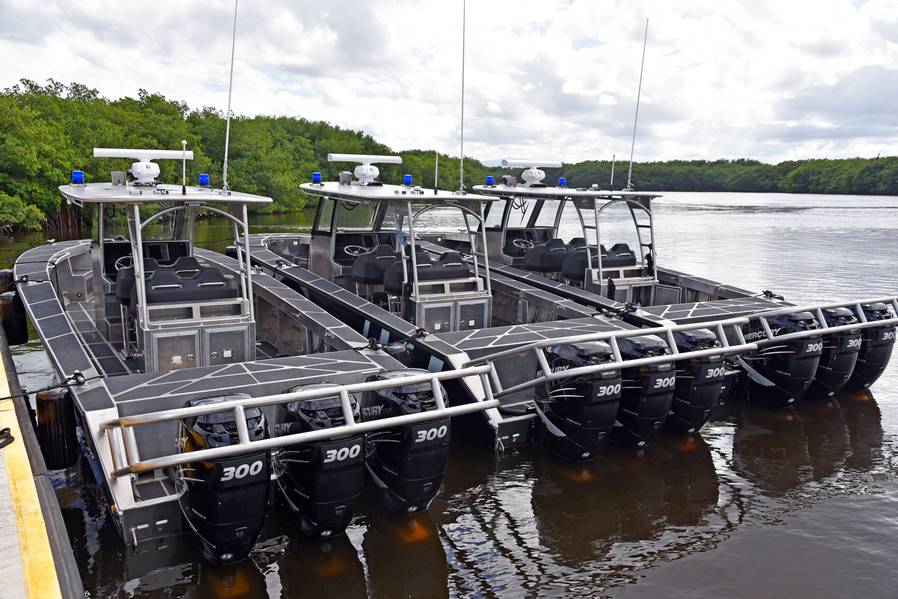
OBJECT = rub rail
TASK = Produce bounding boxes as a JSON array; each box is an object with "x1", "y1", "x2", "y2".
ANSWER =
[
  {"x1": 463, "y1": 317, "x2": 756, "y2": 400},
  {"x1": 749, "y1": 296, "x2": 898, "y2": 345},
  {"x1": 102, "y1": 364, "x2": 496, "y2": 477}
]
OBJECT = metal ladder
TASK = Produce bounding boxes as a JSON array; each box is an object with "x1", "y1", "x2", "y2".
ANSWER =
[{"x1": 101, "y1": 364, "x2": 498, "y2": 477}]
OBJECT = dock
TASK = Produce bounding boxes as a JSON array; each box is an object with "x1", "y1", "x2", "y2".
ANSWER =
[{"x1": 0, "y1": 326, "x2": 83, "y2": 599}]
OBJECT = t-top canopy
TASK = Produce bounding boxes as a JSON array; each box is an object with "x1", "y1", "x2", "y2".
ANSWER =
[
  {"x1": 301, "y1": 181, "x2": 500, "y2": 204},
  {"x1": 472, "y1": 184, "x2": 662, "y2": 201},
  {"x1": 58, "y1": 183, "x2": 273, "y2": 205}
]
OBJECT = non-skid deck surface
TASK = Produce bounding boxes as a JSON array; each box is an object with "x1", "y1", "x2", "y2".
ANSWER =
[
  {"x1": 104, "y1": 350, "x2": 392, "y2": 414},
  {"x1": 14, "y1": 240, "x2": 102, "y2": 381},
  {"x1": 434, "y1": 316, "x2": 634, "y2": 354},
  {"x1": 640, "y1": 297, "x2": 784, "y2": 324}
]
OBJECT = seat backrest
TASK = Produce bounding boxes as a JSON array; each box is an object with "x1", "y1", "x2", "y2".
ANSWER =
[
  {"x1": 545, "y1": 238, "x2": 566, "y2": 250},
  {"x1": 438, "y1": 252, "x2": 465, "y2": 267},
  {"x1": 169, "y1": 256, "x2": 202, "y2": 278},
  {"x1": 568, "y1": 237, "x2": 586, "y2": 248},
  {"x1": 609, "y1": 243, "x2": 632, "y2": 254},
  {"x1": 145, "y1": 270, "x2": 184, "y2": 304}
]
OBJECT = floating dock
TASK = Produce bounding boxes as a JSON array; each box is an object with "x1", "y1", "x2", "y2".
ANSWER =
[{"x1": 0, "y1": 327, "x2": 83, "y2": 599}]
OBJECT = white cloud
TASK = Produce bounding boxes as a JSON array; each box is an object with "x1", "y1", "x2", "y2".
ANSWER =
[{"x1": 1, "y1": 0, "x2": 896, "y2": 163}]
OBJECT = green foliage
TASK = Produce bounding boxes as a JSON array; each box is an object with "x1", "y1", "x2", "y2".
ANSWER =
[
  {"x1": 1, "y1": 79, "x2": 896, "y2": 234},
  {"x1": 0, "y1": 191, "x2": 45, "y2": 232}
]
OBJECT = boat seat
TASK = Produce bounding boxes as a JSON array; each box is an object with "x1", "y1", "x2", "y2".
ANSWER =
[
  {"x1": 351, "y1": 245, "x2": 398, "y2": 285},
  {"x1": 604, "y1": 243, "x2": 637, "y2": 268},
  {"x1": 524, "y1": 238, "x2": 571, "y2": 273},
  {"x1": 561, "y1": 251, "x2": 588, "y2": 282},
  {"x1": 568, "y1": 237, "x2": 587, "y2": 249},
  {"x1": 114, "y1": 258, "x2": 160, "y2": 306},
  {"x1": 165, "y1": 256, "x2": 202, "y2": 277},
  {"x1": 143, "y1": 267, "x2": 239, "y2": 305}
]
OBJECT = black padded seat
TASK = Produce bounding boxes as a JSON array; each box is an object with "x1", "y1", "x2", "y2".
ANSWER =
[
  {"x1": 115, "y1": 258, "x2": 160, "y2": 306},
  {"x1": 383, "y1": 260, "x2": 408, "y2": 296},
  {"x1": 192, "y1": 268, "x2": 239, "y2": 300},
  {"x1": 568, "y1": 237, "x2": 586, "y2": 249},
  {"x1": 524, "y1": 238, "x2": 571, "y2": 273},
  {"x1": 351, "y1": 245, "x2": 398, "y2": 285},
  {"x1": 143, "y1": 268, "x2": 238, "y2": 305},
  {"x1": 604, "y1": 243, "x2": 637, "y2": 268},
  {"x1": 561, "y1": 251, "x2": 588, "y2": 282},
  {"x1": 167, "y1": 256, "x2": 202, "y2": 278}
]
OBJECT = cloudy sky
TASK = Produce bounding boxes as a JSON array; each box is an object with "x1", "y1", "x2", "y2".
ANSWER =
[{"x1": 1, "y1": 0, "x2": 897, "y2": 163}]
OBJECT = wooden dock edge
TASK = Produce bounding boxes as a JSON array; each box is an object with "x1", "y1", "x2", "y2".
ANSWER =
[{"x1": 0, "y1": 326, "x2": 84, "y2": 599}]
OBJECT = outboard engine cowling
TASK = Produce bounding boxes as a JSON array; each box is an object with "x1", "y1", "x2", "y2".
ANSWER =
[
  {"x1": 362, "y1": 369, "x2": 450, "y2": 513},
  {"x1": 534, "y1": 341, "x2": 621, "y2": 461},
  {"x1": 846, "y1": 302, "x2": 896, "y2": 391},
  {"x1": 610, "y1": 335, "x2": 675, "y2": 447},
  {"x1": 276, "y1": 383, "x2": 365, "y2": 539},
  {"x1": 178, "y1": 394, "x2": 272, "y2": 565},
  {"x1": 746, "y1": 311, "x2": 822, "y2": 407},
  {"x1": 806, "y1": 307, "x2": 862, "y2": 398},
  {"x1": 664, "y1": 328, "x2": 726, "y2": 434}
]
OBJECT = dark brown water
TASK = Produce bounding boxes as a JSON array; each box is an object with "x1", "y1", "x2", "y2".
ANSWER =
[{"x1": 4, "y1": 193, "x2": 898, "y2": 598}]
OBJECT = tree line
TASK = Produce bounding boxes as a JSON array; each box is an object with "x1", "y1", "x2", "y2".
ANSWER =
[{"x1": 1, "y1": 79, "x2": 896, "y2": 233}]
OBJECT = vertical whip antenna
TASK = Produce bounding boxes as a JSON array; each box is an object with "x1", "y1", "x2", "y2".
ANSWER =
[
  {"x1": 610, "y1": 153, "x2": 616, "y2": 188},
  {"x1": 458, "y1": 0, "x2": 467, "y2": 193},
  {"x1": 626, "y1": 18, "x2": 649, "y2": 191},
  {"x1": 222, "y1": 0, "x2": 239, "y2": 191},
  {"x1": 181, "y1": 139, "x2": 187, "y2": 194},
  {"x1": 434, "y1": 151, "x2": 439, "y2": 195}
]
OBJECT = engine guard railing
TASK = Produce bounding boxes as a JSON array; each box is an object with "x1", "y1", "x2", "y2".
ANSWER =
[
  {"x1": 102, "y1": 365, "x2": 497, "y2": 477},
  {"x1": 463, "y1": 317, "x2": 757, "y2": 400},
  {"x1": 748, "y1": 296, "x2": 898, "y2": 346}
]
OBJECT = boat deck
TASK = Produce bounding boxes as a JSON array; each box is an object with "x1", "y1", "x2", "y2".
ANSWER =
[{"x1": 640, "y1": 297, "x2": 784, "y2": 324}]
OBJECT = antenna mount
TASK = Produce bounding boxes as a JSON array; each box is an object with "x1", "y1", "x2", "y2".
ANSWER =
[{"x1": 327, "y1": 154, "x2": 403, "y2": 185}]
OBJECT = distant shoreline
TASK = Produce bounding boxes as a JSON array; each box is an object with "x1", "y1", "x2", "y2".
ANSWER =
[{"x1": 2, "y1": 79, "x2": 897, "y2": 234}]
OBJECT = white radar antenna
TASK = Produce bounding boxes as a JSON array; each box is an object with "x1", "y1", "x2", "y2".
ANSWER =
[
  {"x1": 93, "y1": 148, "x2": 194, "y2": 185},
  {"x1": 327, "y1": 154, "x2": 403, "y2": 185},
  {"x1": 501, "y1": 159, "x2": 563, "y2": 187}
]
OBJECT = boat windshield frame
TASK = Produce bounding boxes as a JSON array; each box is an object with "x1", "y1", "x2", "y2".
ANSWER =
[
  {"x1": 300, "y1": 181, "x2": 495, "y2": 299},
  {"x1": 59, "y1": 182, "x2": 272, "y2": 328},
  {"x1": 472, "y1": 184, "x2": 661, "y2": 282}
]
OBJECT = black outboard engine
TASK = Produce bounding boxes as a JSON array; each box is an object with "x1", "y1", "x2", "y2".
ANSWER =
[
  {"x1": 746, "y1": 311, "x2": 822, "y2": 407},
  {"x1": 276, "y1": 383, "x2": 365, "y2": 539},
  {"x1": 610, "y1": 335, "x2": 675, "y2": 447},
  {"x1": 533, "y1": 341, "x2": 621, "y2": 461},
  {"x1": 846, "y1": 302, "x2": 896, "y2": 391},
  {"x1": 664, "y1": 328, "x2": 726, "y2": 434},
  {"x1": 178, "y1": 394, "x2": 272, "y2": 565},
  {"x1": 806, "y1": 307, "x2": 862, "y2": 398},
  {"x1": 362, "y1": 369, "x2": 450, "y2": 513}
]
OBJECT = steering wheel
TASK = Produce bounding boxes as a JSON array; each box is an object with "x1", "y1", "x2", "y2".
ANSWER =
[
  {"x1": 343, "y1": 245, "x2": 371, "y2": 257},
  {"x1": 114, "y1": 255, "x2": 133, "y2": 271},
  {"x1": 512, "y1": 238, "x2": 535, "y2": 249}
]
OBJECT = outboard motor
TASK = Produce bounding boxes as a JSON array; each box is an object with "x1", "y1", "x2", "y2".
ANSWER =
[
  {"x1": 362, "y1": 369, "x2": 450, "y2": 513},
  {"x1": 846, "y1": 302, "x2": 897, "y2": 391},
  {"x1": 276, "y1": 383, "x2": 365, "y2": 539},
  {"x1": 533, "y1": 341, "x2": 621, "y2": 461},
  {"x1": 664, "y1": 329, "x2": 727, "y2": 434},
  {"x1": 806, "y1": 307, "x2": 862, "y2": 398},
  {"x1": 746, "y1": 311, "x2": 822, "y2": 407},
  {"x1": 610, "y1": 335, "x2": 675, "y2": 447},
  {"x1": 178, "y1": 394, "x2": 272, "y2": 565}
]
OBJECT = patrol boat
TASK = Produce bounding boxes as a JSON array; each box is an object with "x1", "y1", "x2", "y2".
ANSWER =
[
  {"x1": 245, "y1": 153, "x2": 761, "y2": 461},
  {"x1": 1, "y1": 148, "x2": 499, "y2": 564},
  {"x1": 462, "y1": 159, "x2": 898, "y2": 409}
]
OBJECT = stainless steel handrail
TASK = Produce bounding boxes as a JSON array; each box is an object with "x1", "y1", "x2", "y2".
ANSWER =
[
  {"x1": 463, "y1": 317, "x2": 756, "y2": 399},
  {"x1": 102, "y1": 364, "x2": 496, "y2": 477},
  {"x1": 748, "y1": 296, "x2": 898, "y2": 345}
]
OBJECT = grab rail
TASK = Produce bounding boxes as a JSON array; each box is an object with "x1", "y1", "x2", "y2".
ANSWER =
[
  {"x1": 462, "y1": 317, "x2": 756, "y2": 400},
  {"x1": 101, "y1": 364, "x2": 497, "y2": 476},
  {"x1": 747, "y1": 296, "x2": 898, "y2": 345}
]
